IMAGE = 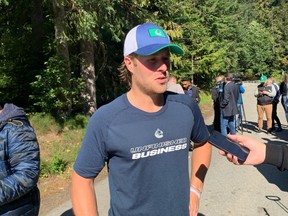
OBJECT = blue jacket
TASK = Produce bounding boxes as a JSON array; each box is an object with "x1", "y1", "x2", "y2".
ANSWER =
[{"x1": 0, "y1": 104, "x2": 40, "y2": 215}]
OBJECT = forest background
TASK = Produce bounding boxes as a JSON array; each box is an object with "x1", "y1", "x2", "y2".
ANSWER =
[{"x1": 1, "y1": 0, "x2": 288, "y2": 177}]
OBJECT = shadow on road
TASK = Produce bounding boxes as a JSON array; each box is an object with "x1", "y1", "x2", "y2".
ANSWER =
[
  {"x1": 265, "y1": 195, "x2": 288, "y2": 215},
  {"x1": 255, "y1": 163, "x2": 288, "y2": 192}
]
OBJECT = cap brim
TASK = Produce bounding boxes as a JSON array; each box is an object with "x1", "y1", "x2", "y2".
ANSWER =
[{"x1": 135, "y1": 44, "x2": 184, "y2": 56}]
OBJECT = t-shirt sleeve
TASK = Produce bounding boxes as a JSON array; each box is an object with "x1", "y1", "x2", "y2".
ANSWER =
[
  {"x1": 73, "y1": 112, "x2": 108, "y2": 178},
  {"x1": 190, "y1": 101, "x2": 210, "y2": 145}
]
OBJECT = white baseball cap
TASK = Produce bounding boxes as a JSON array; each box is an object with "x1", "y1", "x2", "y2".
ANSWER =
[{"x1": 123, "y1": 23, "x2": 184, "y2": 56}]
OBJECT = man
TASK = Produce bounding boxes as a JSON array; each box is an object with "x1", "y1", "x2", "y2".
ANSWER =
[
  {"x1": 254, "y1": 75, "x2": 276, "y2": 133},
  {"x1": 0, "y1": 103, "x2": 40, "y2": 215},
  {"x1": 220, "y1": 73, "x2": 239, "y2": 136},
  {"x1": 267, "y1": 77, "x2": 282, "y2": 132},
  {"x1": 211, "y1": 76, "x2": 224, "y2": 132},
  {"x1": 219, "y1": 134, "x2": 288, "y2": 171},
  {"x1": 167, "y1": 75, "x2": 185, "y2": 94},
  {"x1": 71, "y1": 23, "x2": 212, "y2": 216},
  {"x1": 181, "y1": 77, "x2": 201, "y2": 103}
]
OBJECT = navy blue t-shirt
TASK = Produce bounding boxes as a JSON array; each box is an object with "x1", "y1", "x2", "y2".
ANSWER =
[{"x1": 74, "y1": 92, "x2": 209, "y2": 216}]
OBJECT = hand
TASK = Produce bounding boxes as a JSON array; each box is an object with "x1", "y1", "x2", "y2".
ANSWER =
[
  {"x1": 218, "y1": 134, "x2": 266, "y2": 165},
  {"x1": 189, "y1": 192, "x2": 200, "y2": 216}
]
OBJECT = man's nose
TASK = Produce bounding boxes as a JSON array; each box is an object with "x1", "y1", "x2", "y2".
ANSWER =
[{"x1": 158, "y1": 61, "x2": 168, "y2": 72}]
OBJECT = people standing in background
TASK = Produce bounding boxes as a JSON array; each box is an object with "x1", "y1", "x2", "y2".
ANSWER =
[
  {"x1": 254, "y1": 75, "x2": 276, "y2": 134},
  {"x1": 211, "y1": 76, "x2": 224, "y2": 132},
  {"x1": 181, "y1": 77, "x2": 201, "y2": 103},
  {"x1": 220, "y1": 73, "x2": 239, "y2": 136},
  {"x1": 279, "y1": 73, "x2": 288, "y2": 123},
  {"x1": 267, "y1": 77, "x2": 282, "y2": 132},
  {"x1": 167, "y1": 75, "x2": 185, "y2": 94},
  {"x1": 0, "y1": 103, "x2": 40, "y2": 216}
]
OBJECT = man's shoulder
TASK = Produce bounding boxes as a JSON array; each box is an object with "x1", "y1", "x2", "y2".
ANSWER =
[
  {"x1": 91, "y1": 95, "x2": 127, "y2": 120},
  {"x1": 166, "y1": 92, "x2": 198, "y2": 107},
  {"x1": 191, "y1": 85, "x2": 199, "y2": 90}
]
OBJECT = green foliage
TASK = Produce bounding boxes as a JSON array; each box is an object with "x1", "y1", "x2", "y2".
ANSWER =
[
  {"x1": 29, "y1": 113, "x2": 86, "y2": 177},
  {"x1": 241, "y1": 21, "x2": 274, "y2": 76},
  {"x1": 30, "y1": 56, "x2": 85, "y2": 120},
  {"x1": 199, "y1": 91, "x2": 212, "y2": 105},
  {"x1": 41, "y1": 155, "x2": 67, "y2": 176},
  {"x1": 1, "y1": 0, "x2": 288, "y2": 114},
  {"x1": 29, "y1": 113, "x2": 62, "y2": 134},
  {"x1": 64, "y1": 114, "x2": 89, "y2": 130}
]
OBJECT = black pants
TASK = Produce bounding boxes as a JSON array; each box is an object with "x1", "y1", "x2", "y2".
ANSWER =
[
  {"x1": 213, "y1": 103, "x2": 221, "y2": 132},
  {"x1": 272, "y1": 102, "x2": 282, "y2": 129}
]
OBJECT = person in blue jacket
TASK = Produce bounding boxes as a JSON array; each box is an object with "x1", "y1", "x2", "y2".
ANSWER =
[
  {"x1": 0, "y1": 103, "x2": 40, "y2": 216},
  {"x1": 71, "y1": 23, "x2": 212, "y2": 216}
]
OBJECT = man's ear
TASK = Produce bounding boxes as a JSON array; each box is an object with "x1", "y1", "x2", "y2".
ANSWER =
[{"x1": 124, "y1": 56, "x2": 135, "y2": 73}]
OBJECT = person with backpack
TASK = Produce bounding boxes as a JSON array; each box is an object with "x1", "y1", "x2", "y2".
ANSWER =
[
  {"x1": 0, "y1": 103, "x2": 40, "y2": 216},
  {"x1": 268, "y1": 77, "x2": 282, "y2": 132}
]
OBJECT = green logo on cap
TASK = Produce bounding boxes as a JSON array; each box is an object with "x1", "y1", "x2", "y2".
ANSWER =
[{"x1": 149, "y1": 28, "x2": 166, "y2": 37}]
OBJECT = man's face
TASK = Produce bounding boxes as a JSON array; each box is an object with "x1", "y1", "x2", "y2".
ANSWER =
[
  {"x1": 125, "y1": 48, "x2": 170, "y2": 94},
  {"x1": 181, "y1": 81, "x2": 191, "y2": 90}
]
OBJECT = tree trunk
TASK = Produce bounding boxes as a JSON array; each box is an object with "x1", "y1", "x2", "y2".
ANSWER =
[
  {"x1": 80, "y1": 40, "x2": 97, "y2": 115},
  {"x1": 52, "y1": 0, "x2": 72, "y2": 116},
  {"x1": 31, "y1": 0, "x2": 44, "y2": 58}
]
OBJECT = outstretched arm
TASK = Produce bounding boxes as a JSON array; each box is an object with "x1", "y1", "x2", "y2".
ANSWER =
[
  {"x1": 71, "y1": 171, "x2": 98, "y2": 216},
  {"x1": 219, "y1": 134, "x2": 266, "y2": 165},
  {"x1": 189, "y1": 142, "x2": 212, "y2": 216}
]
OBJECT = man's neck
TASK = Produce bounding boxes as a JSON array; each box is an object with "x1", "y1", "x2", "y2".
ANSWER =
[{"x1": 127, "y1": 90, "x2": 164, "y2": 113}]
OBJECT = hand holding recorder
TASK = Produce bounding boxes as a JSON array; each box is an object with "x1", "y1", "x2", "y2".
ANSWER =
[
  {"x1": 208, "y1": 131, "x2": 250, "y2": 162},
  {"x1": 218, "y1": 134, "x2": 266, "y2": 165}
]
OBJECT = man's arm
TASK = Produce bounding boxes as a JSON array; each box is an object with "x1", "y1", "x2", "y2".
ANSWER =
[
  {"x1": 189, "y1": 142, "x2": 212, "y2": 216},
  {"x1": 263, "y1": 85, "x2": 276, "y2": 97},
  {"x1": 219, "y1": 134, "x2": 288, "y2": 171},
  {"x1": 71, "y1": 171, "x2": 98, "y2": 216}
]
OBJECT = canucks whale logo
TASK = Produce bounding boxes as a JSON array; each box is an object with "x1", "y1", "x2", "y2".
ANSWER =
[{"x1": 154, "y1": 128, "x2": 163, "y2": 139}]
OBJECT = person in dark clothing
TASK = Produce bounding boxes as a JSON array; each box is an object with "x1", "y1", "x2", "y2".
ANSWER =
[
  {"x1": 220, "y1": 73, "x2": 239, "y2": 136},
  {"x1": 181, "y1": 77, "x2": 201, "y2": 104},
  {"x1": 0, "y1": 103, "x2": 40, "y2": 216},
  {"x1": 279, "y1": 73, "x2": 288, "y2": 123},
  {"x1": 219, "y1": 134, "x2": 288, "y2": 171},
  {"x1": 267, "y1": 77, "x2": 282, "y2": 132},
  {"x1": 211, "y1": 76, "x2": 224, "y2": 132}
]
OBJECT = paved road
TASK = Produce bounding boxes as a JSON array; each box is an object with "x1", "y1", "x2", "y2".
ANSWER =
[{"x1": 45, "y1": 82, "x2": 288, "y2": 216}]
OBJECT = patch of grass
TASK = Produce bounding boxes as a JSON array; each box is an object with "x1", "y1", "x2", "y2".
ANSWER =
[
  {"x1": 199, "y1": 90, "x2": 212, "y2": 105},
  {"x1": 29, "y1": 113, "x2": 62, "y2": 135},
  {"x1": 29, "y1": 113, "x2": 89, "y2": 177},
  {"x1": 40, "y1": 155, "x2": 67, "y2": 177}
]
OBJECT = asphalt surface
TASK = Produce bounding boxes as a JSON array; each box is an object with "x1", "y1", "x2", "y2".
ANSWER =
[{"x1": 45, "y1": 82, "x2": 288, "y2": 216}]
